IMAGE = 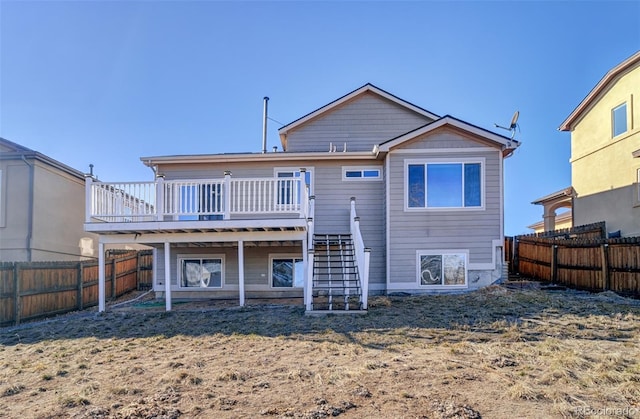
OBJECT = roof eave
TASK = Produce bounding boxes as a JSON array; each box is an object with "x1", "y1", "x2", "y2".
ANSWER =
[
  {"x1": 559, "y1": 51, "x2": 640, "y2": 132},
  {"x1": 140, "y1": 150, "x2": 379, "y2": 166}
]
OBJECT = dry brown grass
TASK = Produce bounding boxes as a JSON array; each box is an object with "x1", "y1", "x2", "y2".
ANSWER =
[{"x1": 1, "y1": 284, "x2": 639, "y2": 418}]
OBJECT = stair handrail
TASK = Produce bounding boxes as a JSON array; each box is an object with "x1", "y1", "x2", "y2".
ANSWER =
[{"x1": 350, "y1": 197, "x2": 369, "y2": 309}]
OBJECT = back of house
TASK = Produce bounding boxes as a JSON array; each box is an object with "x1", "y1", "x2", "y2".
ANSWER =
[{"x1": 85, "y1": 84, "x2": 519, "y2": 312}]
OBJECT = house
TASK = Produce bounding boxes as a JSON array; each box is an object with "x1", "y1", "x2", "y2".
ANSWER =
[
  {"x1": 85, "y1": 84, "x2": 520, "y2": 312},
  {"x1": 527, "y1": 210, "x2": 572, "y2": 233},
  {"x1": 534, "y1": 51, "x2": 640, "y2": 236},
  {"x1": 0, "y1": 138, "x2": 98, "y2": 261}
]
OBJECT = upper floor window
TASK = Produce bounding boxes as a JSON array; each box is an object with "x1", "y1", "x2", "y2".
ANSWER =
[
  {"x1": 342, "y1": 166, "x2": 382, "y2": 181},
  {"x1": 612, "y1": 103, "x2": 627, "y2": 137},
  {"x1": 407, "y1": 160, "x2": 483, "y2": 209}
]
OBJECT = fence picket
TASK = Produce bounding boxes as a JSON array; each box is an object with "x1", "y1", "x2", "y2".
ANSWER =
[{"x1": 0, "y1": 250, "x2": 153, "y2": 326}]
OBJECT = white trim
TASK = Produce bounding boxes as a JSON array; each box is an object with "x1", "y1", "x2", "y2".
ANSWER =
[
  {"x1": 378, "y1": 116, "x2": 516, "y2": 152},
  {"x1": 389, "y1": 147, "x2": 496, "y2": 154},
  {"x1": 85, "y1": 218, "x2": 308, "y2": 234},
  {"x1": 141, "y1": 151, "x2": 377, "y2": 166},
  {"x1": 269, "y1": 253, "x2": 304, "y2": 289},
  {"x1": 94, "y1": 230, "x2": 306, "y2": 245},
  {"x1": 416, "y1": 249, "x2": 469, "y2": 289},
  {"x1": 385, "y1": 155, "x2": 391, "y2": 291},
  {"x1": 341, "y1": 165, "x2": 383, "y2": 181},
  {"x1": 176, "y1": 253, "x2": 225, "y2": 290},
  {"x1": 403, "y1": 157, "x2": 486, "y2": 211}
]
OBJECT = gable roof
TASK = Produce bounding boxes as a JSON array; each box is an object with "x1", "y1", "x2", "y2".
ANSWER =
[
  {"x1": 278, "y1": 83, "x2": 440, "y2": 149},
  {"x1": 0, "y1": 137, "x2": 86, "y2": 179},
  {"x1": 377, "y1": 115, "x2": 520, "y2": 156},
  {"x1": 559, "y1": 50, "x2": 640, "y2": 131}
]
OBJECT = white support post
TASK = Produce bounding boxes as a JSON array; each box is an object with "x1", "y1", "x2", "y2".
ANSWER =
[
  {"x1": 98, "y1": 241, "x2": 105, "y2": 312},
  {"x1": 299, "y1": 168, "x2": 307, "y2": 218},
  {"x1": 362, "y1": 248, "x2": 371, "y2": 310},
  {"x1": 302, "y1": 234, "x2": 308, "y2": 306},
  {"x1": 85, "y1": 175, "x2": 93, "y2": 223},
  {"x1": 309, "y1": 196, "x2": 315, "y2": 221},
  {"x1": 238, "y1": 240, "x2": 245, "y2": 307},
  {"x1": 156, "y1": 174, "x2": 165, "y2": 221},
  {"x1": 224, "y1": 171, "x2": 232, "y2": 220},
  {"x1": 164, "y1": 242, "x2": 171, "y2": 311},
  {"x1": 306, "y1": 249, "x2": 314, "y2": 311}
]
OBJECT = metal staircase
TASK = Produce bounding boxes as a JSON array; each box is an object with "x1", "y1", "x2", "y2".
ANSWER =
[{"x1": 311, "y1": 234, "x2": 364, "y2": 312}]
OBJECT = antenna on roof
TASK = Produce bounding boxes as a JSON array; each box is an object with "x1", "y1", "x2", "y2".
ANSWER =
[{"x1": 494, "y1": 110, "x2": 520, "y2": 139}]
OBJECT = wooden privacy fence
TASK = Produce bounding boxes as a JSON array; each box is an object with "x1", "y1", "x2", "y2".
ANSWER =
[
  {"x1": 0, "y1": 250, "x2": 153, "y2": 326},
  {"x1": 508, "y1": 235, "x2": 640, "y2": 297}
]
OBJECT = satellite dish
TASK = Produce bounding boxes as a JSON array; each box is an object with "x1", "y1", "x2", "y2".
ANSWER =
[
  {"x1": 510, "y1": 111, "x2": 519, "y2": 129},
  {"x1": 494, "y1": 110, "x2": 520, "y2": 139}
]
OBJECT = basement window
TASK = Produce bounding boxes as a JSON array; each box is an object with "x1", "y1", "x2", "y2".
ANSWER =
[
  {"x1": 417, "y1": 251, "x2": 467, "y2": 287},
  {"x1": 270, "y1": 255, "x2": 304, "y2": 288},
  {"x1": 178, "y1": 255, "x2": 224, "y2": 288}
]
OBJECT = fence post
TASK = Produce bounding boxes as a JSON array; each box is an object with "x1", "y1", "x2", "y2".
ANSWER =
[
  {"x1": 601, "y1": 243, "x2": 610, "y2": 291},
  {"x1": 111, "y1": 257, "x2": 117, "y2": 299},
  {"x1": 77, "y1": 262, "x2": 84, "y2": 311},
  {"x1": 14, "y1": 263, "x2": 21, "y2": 326},
  {"x1": 551, "y1": 245, "x2": 558, "y2": 283},
  {"x1": 513, "y1": 238, "x2": 520, "y2": 275},
  {"x1": 136, "y1": 251, "x2": 142, "y2": 290}
]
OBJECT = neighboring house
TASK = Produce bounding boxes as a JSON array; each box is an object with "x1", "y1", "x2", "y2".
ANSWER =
[
  {"x1": 85, "y1": 84, "x2": 519, "y2": 312},
  {"x1": 527, "y1": 210, "x2": 572, "y2": 233},
  {"x1": 0, "y1": 138, "x2": 98, "y2": 261},
  {"x1": 535, "y1": 51, "x2": 640, "y2": 236}
]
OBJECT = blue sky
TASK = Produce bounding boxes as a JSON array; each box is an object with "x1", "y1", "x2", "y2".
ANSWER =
[{"x1": 1, "y1": 1, "x2": 639, "y2": 235}]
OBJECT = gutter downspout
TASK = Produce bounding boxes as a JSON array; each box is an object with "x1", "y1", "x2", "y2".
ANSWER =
[{"x1": 21, "y1": 155, "x2": 35, "y2": 262}]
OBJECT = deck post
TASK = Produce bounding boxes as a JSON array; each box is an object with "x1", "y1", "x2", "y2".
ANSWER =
[
  {"x1": 224, "y1": 171, "x2": 232, "y2": 220},
  {"x1": 164, "y1": 242, "x2": 171, "y2": 311},
  {"x1": 306, "y1": 249, "x2": 315, "y2": 311},
  {"x1": 156, "y1": 174, "x2": 165, "y2": 221},
  {"x1": 238, "y1": 240, "x2": 245, "y2": 307},
  {"x1": 84, "y1": 174, "x2": 94, "y2": 223},
  {"x1": 302, "y1": 234, "x2": 308, "y2": 306},
  {"x1": 362, "y1": 248, "x2": 371, "y2": 310},
  {"x1": 98, "y1": 242, "x2": 105, "y2": 312}
]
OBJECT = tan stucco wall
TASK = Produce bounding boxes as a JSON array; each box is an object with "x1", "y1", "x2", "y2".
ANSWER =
[
  {"x1": 0, "y1": 160, "x2": 31, "y2": 260},
  {"x1": 570, "y1": 65, "x2": 640, "y2": 197},
  {"x1": 32, "y1": 161, "x2": 98, "y2": 261},
  {"x1": 0, "y1": 156, "x2": 98, "y2": 262}
]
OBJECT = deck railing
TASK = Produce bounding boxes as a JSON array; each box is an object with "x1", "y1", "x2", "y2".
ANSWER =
[
  {"x1": 86, "y1": 173, "x2": 310, "y2": 223},
  {"x1": 350, "y1": 197, "x2": 370, "y2": 309}
]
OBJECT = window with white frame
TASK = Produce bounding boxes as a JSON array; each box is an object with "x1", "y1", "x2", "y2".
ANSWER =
[
  {"x1": 612, "y1": 103, "x2": 628, "y2": 137},
  {"x1": 275, "y1": 168, "x2": 313, "y2": 206},
  {"x1": 417, "y1": 252, "x2": 467, "y2": 287},
  {"x1": 342, "y1": 166, "x2": 382, "y2": 181},
  {"x1": 407, "y1": 160, "x2": 483, "y2": 209},
  {"x1": 270, "y1": 255, "x2": 304, "y2": 288},
  {"x1": 178, "y1": 255, "x2": 224, "y2": 288}
]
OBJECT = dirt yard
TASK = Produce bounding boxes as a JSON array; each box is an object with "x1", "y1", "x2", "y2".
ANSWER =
[{"x1": 1, "y1": 283, "x2": 639, "y2": 419}]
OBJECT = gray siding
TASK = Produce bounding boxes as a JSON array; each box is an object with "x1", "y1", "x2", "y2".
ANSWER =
[
  {"x1": 157, "y1": 158, "x2": 387, "y2": 288},
  {"x1": 155, "y1": 244, "x2": 304, "y2": 290},
  {"x1": 387, "y1": 131, "x2": 502, "y2": 286},
  {"x1": 285, "y1": 92, "x2": 433, "y2": 152}
]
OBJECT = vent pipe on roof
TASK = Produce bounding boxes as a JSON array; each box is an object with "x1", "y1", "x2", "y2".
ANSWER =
[{"x1": 262, "y1": 96, "x2": 269, "y2": 154}]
